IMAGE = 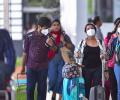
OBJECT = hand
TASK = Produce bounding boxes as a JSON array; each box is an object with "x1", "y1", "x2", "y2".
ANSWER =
[
  {"x1": 52, "y1": 34, "x2": 57, "y2": 39},
  {"x1": 21, "y1": 66, "x2": 25, "y2": 73},
  {"x1": 76, "y1": 63, "x2": 84, "y2": 67},
  {"x1": 60, "y1": 34, "x2": 65, "y2": 43},
  {"x1": 46, "y1": 38, "x2": 54, "y2": 47},
  {"x1": 78, "y1": 64, "x2": 84, "y2": 67},
  {"x1": 100, "y1": 54, "x2": 105, "y2": 60},
  {"x1": 75, "y1": 51, "x2": 81, "y2": 58}
]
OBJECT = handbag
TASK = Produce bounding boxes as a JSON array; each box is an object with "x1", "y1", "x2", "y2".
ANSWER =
[{"x1": 62, "y1": 63, "x2": 81, "y2": 79}]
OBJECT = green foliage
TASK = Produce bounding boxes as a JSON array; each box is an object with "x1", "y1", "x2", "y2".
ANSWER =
[
  {"x1": 28, "y1": 0, "x2": 60, "y2": 7},
  {"x1": 88, "y1": 0, "x2": 93, "y2": 15},
  {"x1": 41, "y1": 0, "x2": 59, "y2": 8},
  {"x1": 16, "y1": 57, "x2": 22, "y2": 67}
]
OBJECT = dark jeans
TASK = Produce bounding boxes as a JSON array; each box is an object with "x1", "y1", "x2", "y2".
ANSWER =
[
  {"x1": 108, "y1": 67, "x2": 117, "y2": 100},
  {"x1": 82, "y1": 67, "x2": 102, "y2": 99},
  {"x1": 27, "y1": 68, "x2": 48, "y2": 100},
  {"x1": 0, "y1": 62, "x2": 11, "y2": 90}
]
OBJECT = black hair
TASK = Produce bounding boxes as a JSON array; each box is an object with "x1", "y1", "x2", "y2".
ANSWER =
[
  {"x1": 113, "y1": 20, "x2": 120, "y2": 33},
  {"x1": 37, "y1": 17, "x2": 51, "y2": 28},
  {"x1": 106, "y1": 32, "x2": 114, "y2": 42},
  {"x1": 92, "y1": 16, "x2": 101, "y2": 25},
  {"x1": 84, "y1": 23, "x2": 96, "y2": 33},
  {"x1": 88, "y1": 18, "x2": 93, "y2": 23},
  {"x1": 112, "y1": 20, "x2": 120, "y2": 33},
  {"x1": 52, "y1": 19, "x2": 61, "y2": 25},
  {"x1": 114, "y1": 17, "x2": 120, "y2": 25},
  {"x1": 104, "y1": 69, "x2": 109, "y2": 72},
  {"x1": 51, "y1": 19, "x2": 64, "y2": 34},
  {"x1": 64, "y1": 34, "x2": 75, "y2": 53}
]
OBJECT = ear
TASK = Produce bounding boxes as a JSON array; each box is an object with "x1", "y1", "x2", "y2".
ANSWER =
[{"x1": 37, "y1": 25, "x2": 42, "y2": 32}]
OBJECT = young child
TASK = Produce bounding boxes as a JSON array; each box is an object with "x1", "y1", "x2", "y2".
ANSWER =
[{"x1": 61, "y1": 39, "x2": 84, "y2": 100}]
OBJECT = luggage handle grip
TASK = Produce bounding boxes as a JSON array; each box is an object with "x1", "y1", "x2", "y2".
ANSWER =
[{"x1": 17, "y1": 73, "x2": 26, "y2": 87}]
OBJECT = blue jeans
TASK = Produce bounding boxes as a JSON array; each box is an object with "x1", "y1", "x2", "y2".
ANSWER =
[
  {"x1": 48, "y1": 59, "x2": 64, "y2": 94},
  {"x1": 27, "y1": 68, "x2": 48, "y2": 100},
  {"x1": 114, "y1": 64, "x2": 120, "y2": 100}
]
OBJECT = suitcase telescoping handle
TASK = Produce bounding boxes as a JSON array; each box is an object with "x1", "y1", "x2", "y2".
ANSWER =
[
  {"x1": 102, "y1": 59, "x2": 105, "y2": 88},
  {"x1": 101, "y1": 41, "x2": 106, "y2": 88}
]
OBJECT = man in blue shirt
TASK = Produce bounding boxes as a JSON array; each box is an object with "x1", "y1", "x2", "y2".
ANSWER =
[{"x1": 0, "y1": 29, "x2": 16, "y2": 90}]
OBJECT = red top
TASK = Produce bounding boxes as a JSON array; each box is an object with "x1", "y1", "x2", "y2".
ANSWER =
[{"x1": 48, "y1": 31, "x2": 61, "y2": 60}]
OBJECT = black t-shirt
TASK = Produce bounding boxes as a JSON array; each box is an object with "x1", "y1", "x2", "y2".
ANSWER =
[{"x1": 82, "y1": 45, "x2": 102, "y2": 68}]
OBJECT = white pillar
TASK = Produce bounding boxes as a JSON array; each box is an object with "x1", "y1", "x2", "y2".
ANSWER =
[
  {"x1": 60, "y1": 0, "x2": 87, "y2": 46},
  {"x1": 4, "y1": 0, "x2": 9, "y2": 30},
  {"x1": 0, "y1": 0, "x2": 4, "y2": 28}
]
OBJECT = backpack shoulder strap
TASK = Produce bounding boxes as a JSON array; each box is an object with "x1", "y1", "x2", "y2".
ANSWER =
[
  {"x1": 97, "y1": 39, "x2": 104, "y2": 52},
  {"x1": 78, "y1": 39, "x2": 86, "y2": 54}
]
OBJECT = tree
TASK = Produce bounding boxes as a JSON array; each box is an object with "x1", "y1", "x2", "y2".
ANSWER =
[
  {"x1": 41, "y1": 0, "x2": 59, "y2": 8},
  {"x1": 28, "y1": 0, "x2": 60, "y2": 8}
]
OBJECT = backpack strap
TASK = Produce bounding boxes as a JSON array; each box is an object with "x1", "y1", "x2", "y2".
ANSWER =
[
  {"x1": 77, "y1": 39, "x2": 86, "y2": 54},
  {"x1": 96, "y1": 39, "x2": 104, "y2": 54},
  {"x1": 75, "y1": 39, "x2": 86, "y2": 64}
]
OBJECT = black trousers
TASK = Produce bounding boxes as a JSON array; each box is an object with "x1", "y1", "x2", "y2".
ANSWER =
[{"x1": 82, "y1": 67, "x2": 102, "y2": 99}]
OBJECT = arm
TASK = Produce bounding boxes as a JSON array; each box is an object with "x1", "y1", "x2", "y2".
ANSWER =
[
  {"x1": 74, "y1": 40, "x2": 83, "y2": 58},
  {"x1": 21, "y1": 52, "x2": 27, "y2": 72},
  {"x1": 61, "y1": 47, "x2": 72, "y2": 64},
  {"x1": 21, "y1": 34, "x2": 30, "y2": 73}
]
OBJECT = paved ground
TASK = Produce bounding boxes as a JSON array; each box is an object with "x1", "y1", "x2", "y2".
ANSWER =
[
  {"x1": 46, "y1": 93, "x2": 112, "y2": 100},
  {"x1": 12, "y1": 67, "x2": 112, "y2": 100}
]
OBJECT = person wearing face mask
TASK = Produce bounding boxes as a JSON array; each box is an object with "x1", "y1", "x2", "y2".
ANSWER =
[
  {"x1": 21, "y1": 17, "x2": 54, "y2": 100},
  {"x1": 107, "y1": 20, "x2": 120, "y2": 100},
  {"x1": 75, "y1": 23, "x2": 103, "y2": 99}
]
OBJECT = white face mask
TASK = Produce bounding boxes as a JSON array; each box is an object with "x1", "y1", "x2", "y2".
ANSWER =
[
  {"x1": 117, "y1": 27, "x2": 120, "y2": 34},
  {"x1": 86, "y1": 29, "x2": 95, "y2": 36},
  {"x1": 41, "y1": 29, "x2": 49, "y2": 35}
]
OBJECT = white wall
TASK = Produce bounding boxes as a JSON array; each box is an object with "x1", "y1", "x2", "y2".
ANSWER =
[
  {"x1": 113, "y1": 0, "x2": 120, "y2": 20},
  {"x1": 60, "y1": 0, "x2": 87, "y2": 46},
  {"x1": 101, "y1": 23, "x2": 114, "y2": 38}
]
